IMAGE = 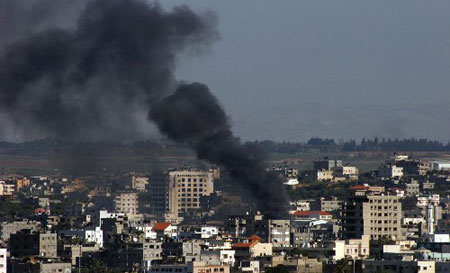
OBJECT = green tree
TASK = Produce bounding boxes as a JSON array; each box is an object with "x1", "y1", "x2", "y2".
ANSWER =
[
  {"x1": 335, "y1": 259, "x2": 352, "y2": 273},
  {"x1": 81, "y1": 259, "x2": 121, "y2": 273}
]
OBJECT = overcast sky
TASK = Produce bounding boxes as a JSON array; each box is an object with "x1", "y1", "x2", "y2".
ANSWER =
[
  {"x1": 158, "y1": 0, "x2": 450, "y2": 142},
  {"x1": 1, "y1": 0, "x2": 450, "y2": 142}
]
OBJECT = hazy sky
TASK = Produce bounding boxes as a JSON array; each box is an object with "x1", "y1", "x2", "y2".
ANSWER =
[
  {"x1": 1, "y1": 0, "x2": 450, "y2": 142},
  {"x1": 160, "y1": 0, "x2": 450, "y2": 142}
]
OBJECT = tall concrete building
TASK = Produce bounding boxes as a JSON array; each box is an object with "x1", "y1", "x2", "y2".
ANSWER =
[
  {"x1": 342, "y1": 185, "x2": 404, "y2": 240},
  {"x1": 114, "y1": 193, "x2": 139, "y2": 215},
  {"x1": 148, "y1": 173, "x2": 170, "y2": 216},
  {"x1": 168, "y1": 170, "x2": 214, "y2": 216}
]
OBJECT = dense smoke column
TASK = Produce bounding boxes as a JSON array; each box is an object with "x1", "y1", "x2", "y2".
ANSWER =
[
  {"x1": 150, "y1": 83, "x2": 289, "y2": 218},
  {"x1": 0, "y1": 0, "x2": 217, "y2": 141},
  {"x1": 0, "y1": 0, "x2": 289, "y2": 217}
]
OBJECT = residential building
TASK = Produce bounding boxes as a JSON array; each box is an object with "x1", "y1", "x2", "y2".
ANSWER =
[
  {"x1": 431, "y1": 161, "x2": 450, "y2": 171},
  {"x1": 168, "y1": 170, "x2": 214, "y2": 216},
  {"x1": 10, "y1": 231, "x2": 57, "y2": 258},
  {"x1": 342, "y1": 186, "x2": 403, "y2": 240},
  {"x1": 378, "y1": 164, "x2": 404, "y2": 179},
  {"x1": 294, "y1": 211, "x2": 333, "y2": 221},
  {"x1": 333, "y1": 165, "x2": 359, "y2": 180},
  {"x1": 114, "y1": 193, "x2": 139, "y2": 215},
  {"x1": 316, "y1": 169, "x2": 333, "y2": 181}
]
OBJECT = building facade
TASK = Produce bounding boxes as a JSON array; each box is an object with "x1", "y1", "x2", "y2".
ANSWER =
[{"x1": 168, "y1": 170, "x2": 214, "y2": 216}]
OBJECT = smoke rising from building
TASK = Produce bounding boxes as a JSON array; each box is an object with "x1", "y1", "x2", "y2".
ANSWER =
[
  {"x1": 150, "y1": 83, "x2": 289, "y2": 217},
  {"x1": 0, "y1": 0, "x2": 288, "y2": 217}
]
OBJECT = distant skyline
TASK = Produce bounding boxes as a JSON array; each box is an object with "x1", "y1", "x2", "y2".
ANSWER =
[
  {"x1": 164, "y1": 0, "x2": 450, "y2": 142},
  {"x1": 1, "y1": 0, "x2": 450, "y2": 142}
]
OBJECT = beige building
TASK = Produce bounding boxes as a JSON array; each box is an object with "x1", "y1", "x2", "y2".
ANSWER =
[
  {"x1": 334, "y1": 235, "x2": 370, "y2": 260},
  {"x1": 319, "y1": 197, "x2": 342, "y2": 212},
  {"x1": 114, "y1": 193, "x2": 139, "y2": 215},
  {"x1": 168, "y1": 170, "x2": 214, "y2": 216},
  {"x1": 363, "y1": 194, "x2": 403, "y2": 240},
  {"x1": 0, "y1": 181, "x2": 15, "y2": 196},
  {"x1": 316, "y1": 169, "x2": 333, "y2": 181},
  {"x1": 39, "y1": 232, "x2": 58, "y2": 258},
  {"x1": 333, "y1": 166, "x2": 359, "y2": 180},
  {"x1": 40, "y1": 262, "x2": 72, "y2": 273},
  {"x1": 131, "y1": 176, "x2": 149, "y2": 192},
  {"x1": 342, "y1": 186, "x2": 404, "y2": 240}
]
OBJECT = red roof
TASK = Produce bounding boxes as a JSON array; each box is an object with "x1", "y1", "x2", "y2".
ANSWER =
[
  {"x1": 34, "y1": 207, "x2": 46, "y2": 214},
  {"x1": 248, "y1": 235, "x2": 263, "y2": 242},
  {"x1": 152, "y1": 222, "x2": 171, "y2": 231},
  {"x1": 349, "y1": 185, "x2": 370, "y2": 191},
  {"x1": 294, "y1": 210, "x2": 332, "y2": 217},
  {"x1": 232, "y1": 240, "x2": 258, "y2": 248}
]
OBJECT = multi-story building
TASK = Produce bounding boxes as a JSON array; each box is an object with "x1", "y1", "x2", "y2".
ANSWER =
[
  {"x1": 334, "y1": 235, "x2": 370, "y2": 260},
  {"x1": 142, "y1": 240, "x2": 163, "y2": 270},
  {"x1": 333, "y1": 166, "x2": 359, "y2": 180},
  {"x1": 168, "y1": 170, "x2": 214, "y2": 216},
  {"x1": 39, "y1": 232, "x2": 58, "y2": 258},
  {"x1": 377, "y1": 164, "x2": 403, "y2": 179},
  {"x1": 317, "y1": 197, "x2": 343, "y2": 213},
  {"x1": 431, "y1": 161, "x2": 450, "y2": 171},
  {"x1": 15, "y1": 177, "x2": 31, "y2": 191},
  {"x1": 395, "y1": 157, "x2": 429, "y2": 176},
  {"x1": 59, "y1": 227, "x2": 104, "y2": 248},
  {"x1": 147, "y1": 173, "x2": 170, "y2": 216},
  {"x1": 10, "y1": 231, "x2": 57, "y2": 258},
  {"x1": 292, "y1": 200, "x2": 312, "y2": 211},
  {"x1": 114, "y1": 193, "x2": 139, "y2": 215},
  {"x1": 342, "y1": 185, "x2": 403, "y2": 240},
  {"x1": 200, "y1": 249, "x2": 235, "y2": 267},
  {"x1": 316, "y1": 169, "x2": 333, "y2": 181}
]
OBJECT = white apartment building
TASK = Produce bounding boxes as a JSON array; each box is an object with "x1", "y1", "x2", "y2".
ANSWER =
[
  {"x1": 60, "y1": 227, "x2": 104, "y2": 248},
  {"x1": 195, "y1": 226, "x2": 219, "y2": 239}
]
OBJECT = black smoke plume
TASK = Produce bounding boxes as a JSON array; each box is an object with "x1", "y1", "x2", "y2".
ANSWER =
[
  {"x1": 0, "y1": 0, "x2": 216, "y2": 141},
  {"x1": 0, "y1": 0, "x2": 288, "y2": 217},
  {"x1": 150, "y1": 83, "x2": 289, "y2": 217}
]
